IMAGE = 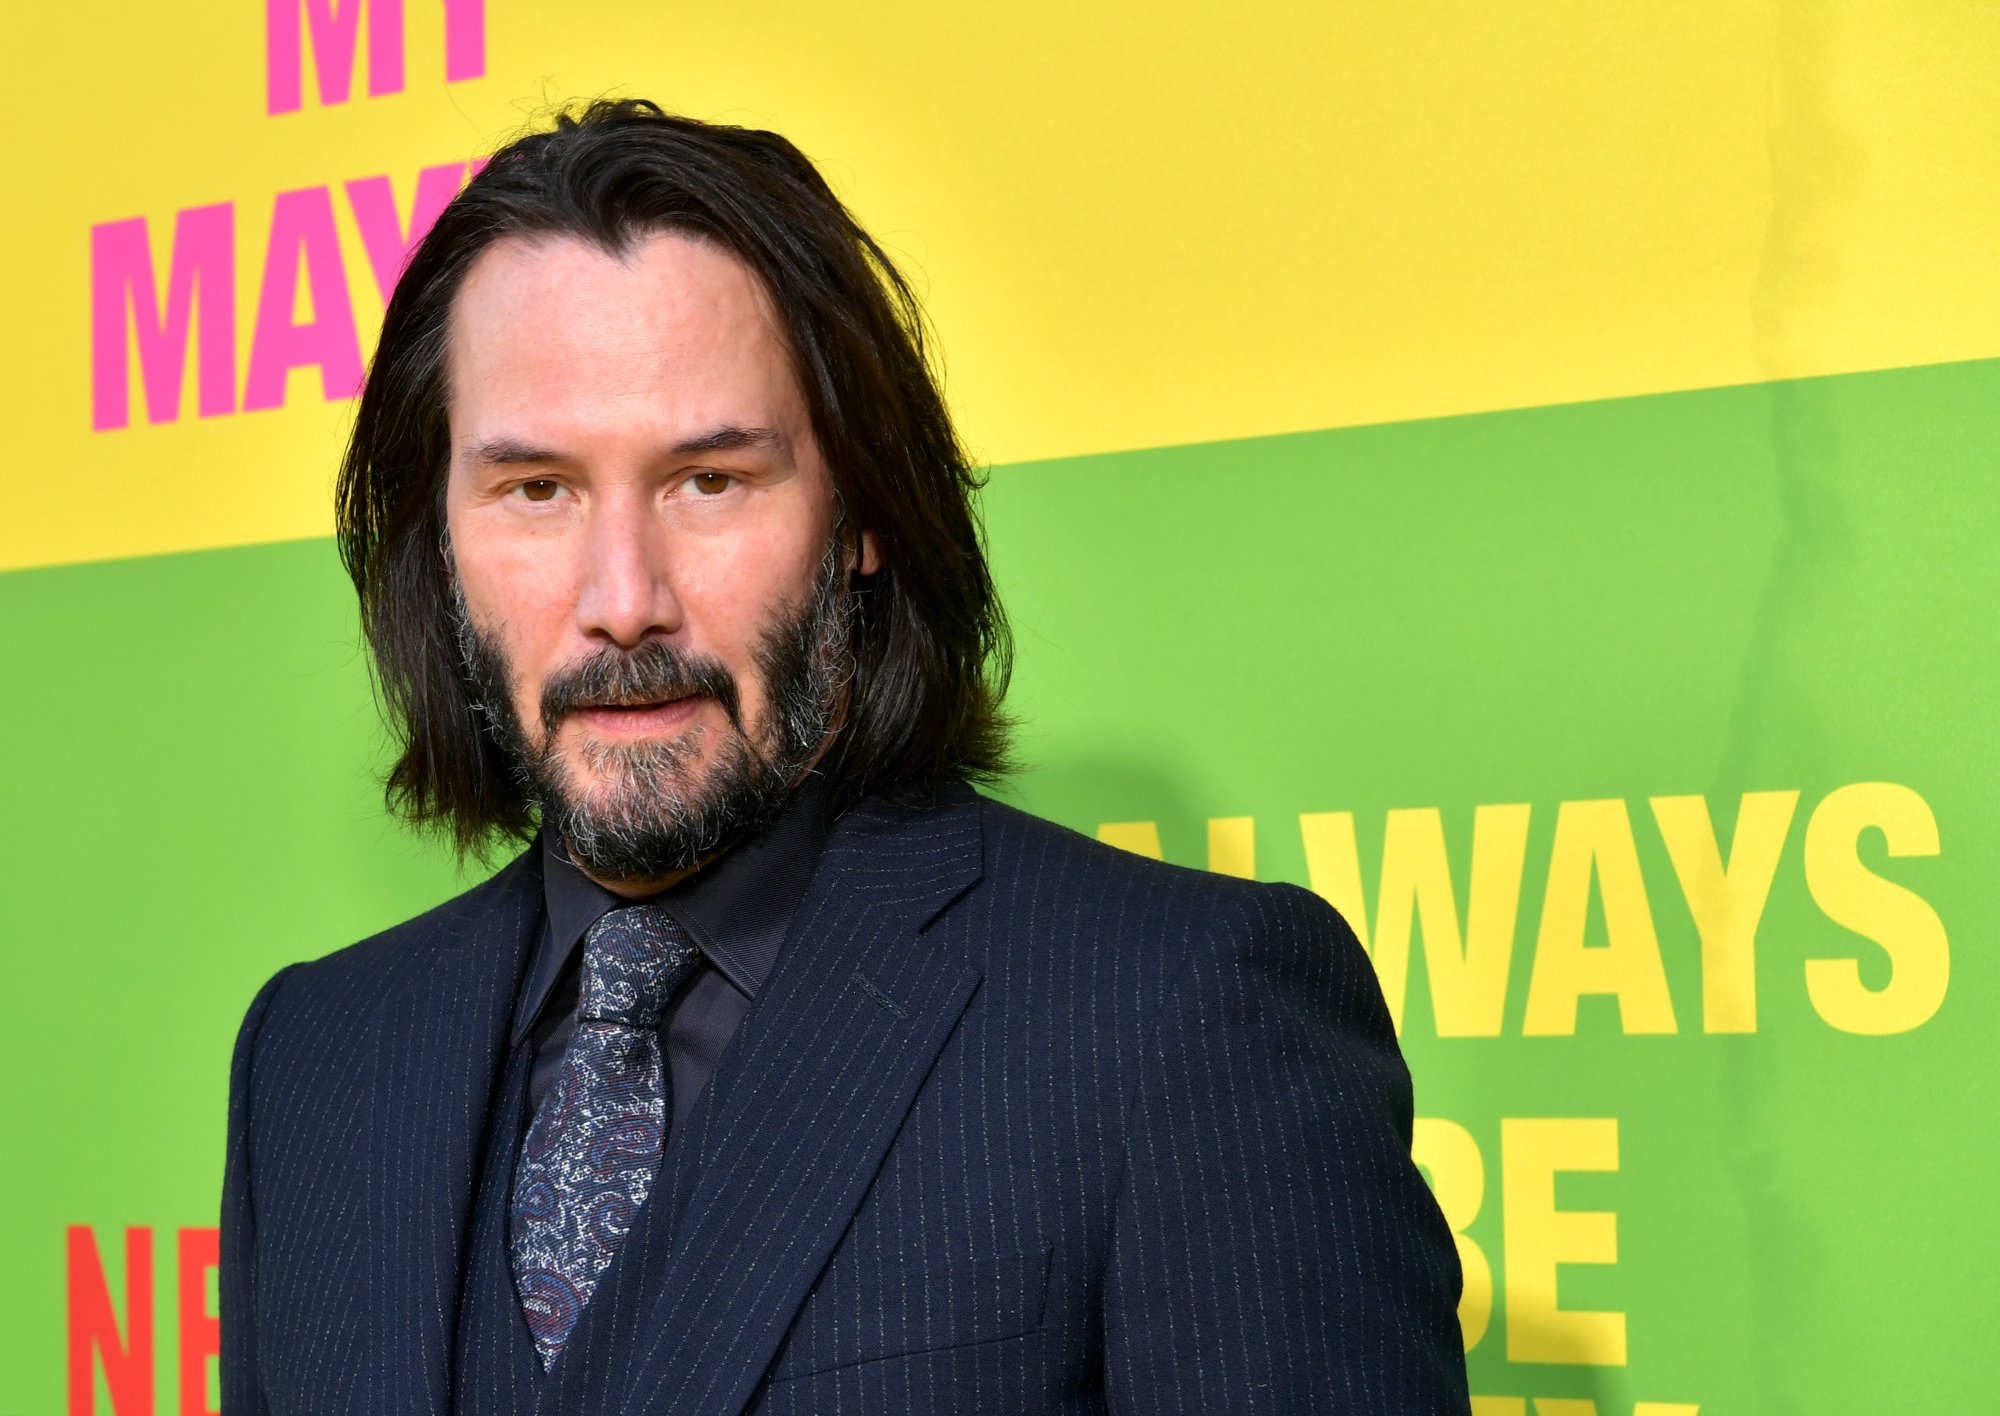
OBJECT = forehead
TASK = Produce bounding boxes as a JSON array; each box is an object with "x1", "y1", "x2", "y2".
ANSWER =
[{"x1": 445, "y1": 230, "x2": 807, "y2": 444}]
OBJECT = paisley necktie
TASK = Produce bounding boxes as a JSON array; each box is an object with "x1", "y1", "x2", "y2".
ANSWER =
[{"x1": 509, "y1": 903, "x2": 699, "y2": 1367}]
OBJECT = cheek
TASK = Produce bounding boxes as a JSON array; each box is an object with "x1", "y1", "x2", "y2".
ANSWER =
[
  {"x1": 683, "y1": 522, "x2": 821, "y2": 636},
  {"x1": 679, "y1": 576, "x2": 774, "y2": 679},
  {"x1": 698, "y1": 508, "x2": 817, "y2": 576},
  {"x1": 453, "y1": 542, "x2": 578, "y2": 697}
]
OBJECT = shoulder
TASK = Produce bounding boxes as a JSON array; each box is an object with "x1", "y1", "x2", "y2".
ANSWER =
[
  {"x1": 963, "y1": 793, "x2": 1377, "y2": 1020},
  {"x1": 241, "y1": 846, "x2": 539, "y2": 1042},
  {"x1": 974, "y1": 792, "x2": 1359, "y2": 953}
]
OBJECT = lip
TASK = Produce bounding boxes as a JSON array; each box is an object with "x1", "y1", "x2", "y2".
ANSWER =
[{"x1": 570, "y1": 695, "x2": 705, "y2": 737}]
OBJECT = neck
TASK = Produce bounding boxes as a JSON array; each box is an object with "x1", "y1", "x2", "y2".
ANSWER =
[{"x1": 583, "y1": 862, "x2": 701, "y2": 900}]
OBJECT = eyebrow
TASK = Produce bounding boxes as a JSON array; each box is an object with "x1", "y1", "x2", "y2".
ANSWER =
[
  {"x1": 461, "y1": 424, "x2": 784, "y2": 467},
  {"x1": 672, "y1": 424, "x2": 783, "y2": 456}
]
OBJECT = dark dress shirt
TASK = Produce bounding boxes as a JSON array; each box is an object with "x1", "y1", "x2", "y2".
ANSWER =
[{"x1": 513, "y1": 775, "x2": 833, "y2": 1125}]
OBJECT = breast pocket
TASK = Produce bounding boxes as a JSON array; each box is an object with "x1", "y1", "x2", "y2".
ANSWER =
[{"x1": 767, "y1": 1245, "x2": 1052, "y2": 1381}]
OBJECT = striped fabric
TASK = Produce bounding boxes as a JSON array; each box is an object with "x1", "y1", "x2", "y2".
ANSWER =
[{"x1": 221, "y1": 784, "x2": 1471, "y2": 1413}]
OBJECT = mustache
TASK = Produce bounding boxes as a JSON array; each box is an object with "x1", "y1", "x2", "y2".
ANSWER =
[{"x1": 539, "y1": 638, "x2": 742, "y2": 736}]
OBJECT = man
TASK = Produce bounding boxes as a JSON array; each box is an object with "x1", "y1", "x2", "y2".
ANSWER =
[{"x1": 220, "y1": 100, "x2": 1471, "y2": 1414}]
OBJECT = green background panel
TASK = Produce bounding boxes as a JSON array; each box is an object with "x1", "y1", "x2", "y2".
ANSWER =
[{"x1": 4, "y1": 359, "x2": 1993, "y2": 1409}]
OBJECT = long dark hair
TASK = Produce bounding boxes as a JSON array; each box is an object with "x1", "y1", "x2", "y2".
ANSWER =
[{"x1": 336, "y1": 99, "x2": 1011, "y2": 858}]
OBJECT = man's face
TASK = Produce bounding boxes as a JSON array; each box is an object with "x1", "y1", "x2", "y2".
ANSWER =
[{"x1": 444, "y1": 231, "x2": 874, "y2": 888}]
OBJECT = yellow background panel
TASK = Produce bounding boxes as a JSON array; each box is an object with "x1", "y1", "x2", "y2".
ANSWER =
[{"x1": 7, "y1": 1, "x2": 2000, "y2": 571}]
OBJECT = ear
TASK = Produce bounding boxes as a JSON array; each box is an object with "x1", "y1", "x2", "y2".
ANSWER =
[{"x1": 854, "y1": 528, "x2": 881, "y2": 577}]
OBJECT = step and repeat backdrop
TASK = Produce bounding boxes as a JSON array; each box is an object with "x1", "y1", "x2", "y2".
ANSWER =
[{"x1": 5, "y1": 2, "x2": 1995, "y2": 1411}]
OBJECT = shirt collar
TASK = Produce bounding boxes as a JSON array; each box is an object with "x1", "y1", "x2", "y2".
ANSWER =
[{"x1": 511, "y1": 772, "x2": 835, "y2": 1046}]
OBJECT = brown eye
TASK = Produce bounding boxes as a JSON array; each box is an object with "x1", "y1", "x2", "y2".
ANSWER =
[
  {"x1": 690, "y1": 472, "x2": 733, "y2": 495},
  {"x1": 519, "y1": 479, "x2": 560, "y2": 502}
]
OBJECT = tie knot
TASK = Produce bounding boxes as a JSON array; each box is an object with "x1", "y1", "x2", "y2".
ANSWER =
[{"x1": 578, "y1": 904, "x2": 699, "y2": 1029}]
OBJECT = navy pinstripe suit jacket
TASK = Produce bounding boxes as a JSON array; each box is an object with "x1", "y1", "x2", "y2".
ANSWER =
[{"x1": 221, "y1": 785, "x2": 1471, "y2": 1413}]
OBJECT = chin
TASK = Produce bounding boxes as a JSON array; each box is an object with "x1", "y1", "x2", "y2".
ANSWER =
[
  {"x1": 563, "y1": 720, "x2": 712, "y2": 776},
  {"x1": 581, "y1": 747, "x2": 715, "y2": 804}
]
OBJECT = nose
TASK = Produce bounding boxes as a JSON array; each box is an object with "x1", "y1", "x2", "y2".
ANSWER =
[{"x1": 572, "y1": 491, "x2": 682, "y2": 647}]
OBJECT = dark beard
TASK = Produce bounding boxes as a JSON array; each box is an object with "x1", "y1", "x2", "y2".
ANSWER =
[{"x1": 454, "y1": 541, "x2": 851, "y2": 881}]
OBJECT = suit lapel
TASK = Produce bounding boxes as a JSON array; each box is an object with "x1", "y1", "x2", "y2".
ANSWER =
[
  {"x1": 615, "y1": 787, "x2": 987, "y2": 1416},
  {"x1": 362, "y1": 848, "x2": 542, "y2": 1413}
]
